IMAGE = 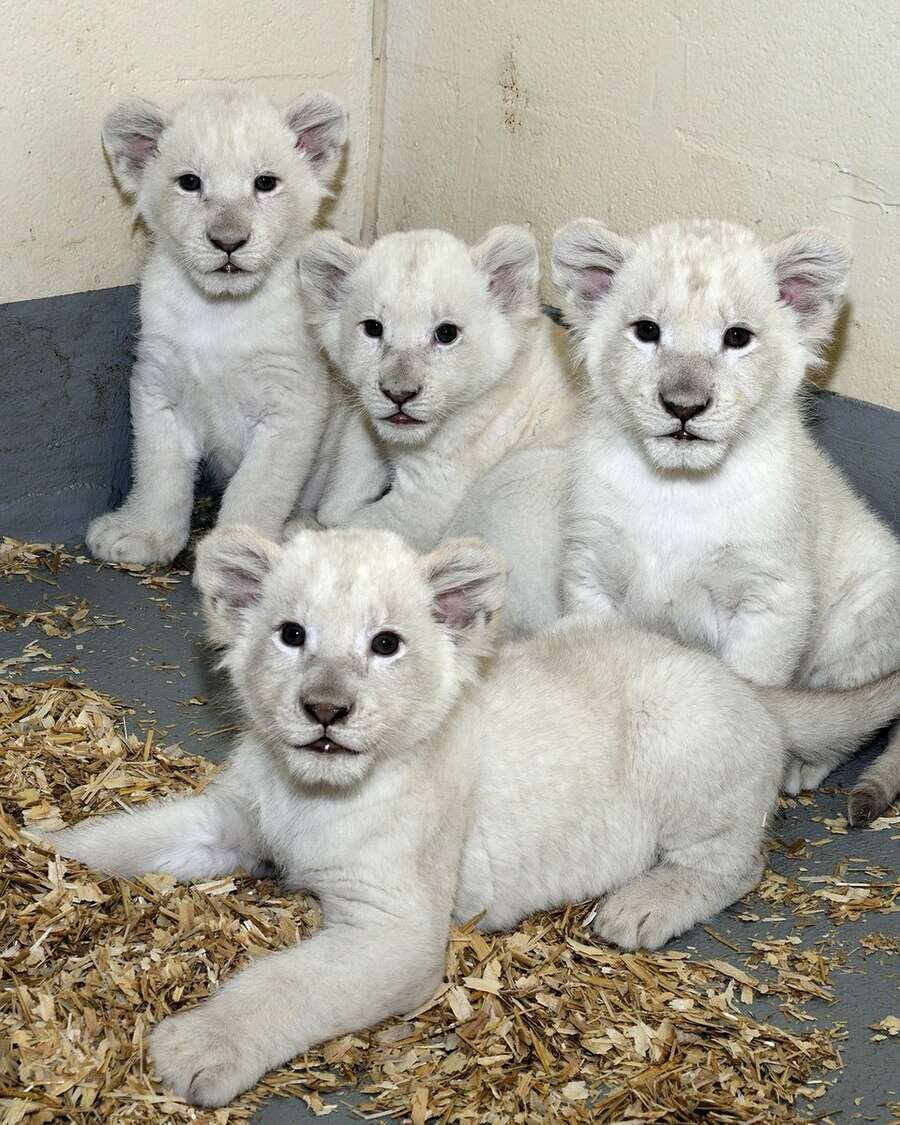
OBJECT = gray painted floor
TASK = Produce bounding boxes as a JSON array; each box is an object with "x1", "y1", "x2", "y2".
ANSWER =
[{"x1": 2, "y1": 543, "x2": 898, "y2": 1123}]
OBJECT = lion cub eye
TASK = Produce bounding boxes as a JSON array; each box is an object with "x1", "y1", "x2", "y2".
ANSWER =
[
  {"x1": 177, "y1": 173, "x2": 202, "y2": 192},
  {"x1": 279, "y1": 622, "x2": 306, "y2": 647},
  {"x1": 723, "y1": 325, "x2": 753, "y2": 349},
  {"x1": 254, "y1": 174, "x2": 278, "y2": 192},
  {"x1": 434, "y1": 322, "x2": 460, "y2": 345},
  {"x1": 371, "y1": 631, "x2": 402, "y2": 656},
  {"x1": 632, "y1": 320, "x2": 661, "y2": 344},
  {"x1": 362, "y1": 319, "x2": 384, "y2": 339}
]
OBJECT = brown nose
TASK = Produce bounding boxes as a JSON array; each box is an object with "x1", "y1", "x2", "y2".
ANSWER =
[
  {"x1": 660, "y1": 396, "x2": 710, "y2": 422},
  {"x1": 303, "y1": 700, "x2": 352, "y2": 727},
  {"x1": 208, "y1": 235, "x2": 249, "y2": 254},
  {"x1": 381, "y1": 386, "x2": 420, "y2": 406}
]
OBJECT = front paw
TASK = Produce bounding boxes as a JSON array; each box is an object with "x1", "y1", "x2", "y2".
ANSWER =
[
  {"x1": 592, "y1": 885, "x2": 676, "y2": 951},
  {"x1": 150, "y1": 1006, "x2": 264, "y2": 1107},
  {"x1": 87, "y1": 510, "x2": 187, "y2": 565},
  {"x1": 782, "y1": 756, "x2": 831, "y2": 796}
]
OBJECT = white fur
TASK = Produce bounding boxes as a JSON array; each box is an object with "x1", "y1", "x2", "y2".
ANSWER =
[
  {"x1": 297, "y1": 227, "x2": 581, "y2": 633},
  {"x1": 42, "y1": 525, "x2": 899, "y2": 1105},
  {"x1": 86, "y1": 88, "x2": 348, "y2": 564},
  {"x1": 553, "y1": 218, "x2": 900, "y2": 820}
]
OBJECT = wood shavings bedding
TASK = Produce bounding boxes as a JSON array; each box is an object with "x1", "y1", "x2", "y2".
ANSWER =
[{"x1": 0, "y1": 680, "x2": 856, "y2": 1123}]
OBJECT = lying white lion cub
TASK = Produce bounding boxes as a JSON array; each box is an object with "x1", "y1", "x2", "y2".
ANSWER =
[
  {"x1": 42, "y1": 526, "x2": 899, "y2": 1106},
  {"x1": 553, "y1": 218, "x2": 900, "y2": 823},
  {"x1": 297, "y1": 226, "x2": 580, "y2": 633},
  {"x1": 87, "y1": 87, "x2": 347, "y2": 565}
]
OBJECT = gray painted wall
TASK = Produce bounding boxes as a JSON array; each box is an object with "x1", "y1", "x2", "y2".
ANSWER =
[
  {"x1": 1, "y1": 285, "x2": 136, "y2": 540},
  {"x1": 0, "y1": 289, "x2": 897, "y2": 541}
]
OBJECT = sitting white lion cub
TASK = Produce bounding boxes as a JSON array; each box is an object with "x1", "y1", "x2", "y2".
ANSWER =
[
  {"x1": 42, "y1": 525, "x2": 900, "y2": 1106},
  {"x1": 87, "y1": 87, "x2": 348, "y2": 565},
  {"x1": 553, "y1": 218, "x2": 900, "y2": 822},
  {"x1": 297, "y1": 226, "x2": 580, "y2": 632}
]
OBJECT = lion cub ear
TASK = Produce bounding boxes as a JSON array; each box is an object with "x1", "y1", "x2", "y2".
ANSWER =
[
  {"x1": 284, "y1": 92, "x2": 349, "y2": 185},
  {"x1": 551, "y1": 219, "x2": 635, "y2": 336},
  {"x1": 298, "y1": 230, "x2": 366, "y2": 320},
  {"x1": 102, "y1": 99, "x2": 171, "y2": 194},
  {"x1": 423, "y1": 538, "x2": 507, "y2": 645},
  {"x1": 195, "y1": 526, "x2": 282, "y2": 646},
  {"x1": 765, "y1": 230, "x2": 850, "y2": 354},
  {"x1": 471, "y1": 225, "x2": 539, "y2": 315}
]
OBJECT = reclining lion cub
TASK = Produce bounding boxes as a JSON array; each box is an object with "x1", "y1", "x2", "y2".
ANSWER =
[
  {"x1": 553, "y1": 218, "x2": 900, "y2": 823},
  {"x1": 43, "y1": 525, "x2": 900, "y2": 1106},
  {"x1": 297, "y1": 226, "x2": 581, "y2": 633},
  {"x1": 87, "y1": 87, "x2": 348, "y2": 565}
]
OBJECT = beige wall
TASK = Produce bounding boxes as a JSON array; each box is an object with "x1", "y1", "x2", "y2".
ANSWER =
[
  {"x1": 3, "y1": 0, "x2": 898, "y2": 409},
  {"x1": 377, "y1": 0, "x2": 900, "y2": 409},
  {"x1": 0, "y1": 0, "x2": 375, "y2": 303}
]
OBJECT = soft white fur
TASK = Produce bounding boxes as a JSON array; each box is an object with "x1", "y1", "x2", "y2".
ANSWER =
[
  {"x1": 86, "y1": 88, "x2": 348, "y2": 564},
  {"x1": 553, "y1": 218, "x2": 900, "y2": 822},
  {"x1": 41, "y1": 525, "x2": 900, "y2": 1106},
  {"x1": 297, "y1": 227, "x2": 581, "y2": 633}
]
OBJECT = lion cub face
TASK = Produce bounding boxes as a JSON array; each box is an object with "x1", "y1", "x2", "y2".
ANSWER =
[
  {"x1": 195, "y1": 526, "x2": 505, "y2": 787},
  {"x1": 553, "y1": 219, "x2": 849, "y2": 471},
  {"x1": 103, "y1": 88, "x2": 347, "y2": 298},
  {"x1": 298, "y1": 227, "x2": 540, "y2": 446}
]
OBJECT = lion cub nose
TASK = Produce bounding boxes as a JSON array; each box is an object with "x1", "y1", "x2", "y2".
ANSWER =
[
  {"x1": 660, "y1": 396, "x2": 710, "y2": 422},
  {"x1": 381, "y1": 386, "x2": 421, "y2": 406},
  {"x1": 208, "y1": 234, "x2": 249, "y2": 254},
  {"x1": 303, "y1": 700, "x2": 352, "y2": 727}
]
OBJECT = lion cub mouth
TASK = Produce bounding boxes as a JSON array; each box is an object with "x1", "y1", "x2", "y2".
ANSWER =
[
  {"x1": 383, "y1": 411, "x2": 426, "y2": 426},
  {"x1": 298, "y1": 736, "x2": 358, "y2": 755},
  {"x1": 217, "y1": 262, "x2": 246, "y2": 275}
]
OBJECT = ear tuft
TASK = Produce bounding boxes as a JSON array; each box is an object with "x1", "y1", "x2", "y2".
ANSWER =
[
  {"x1": 471, "y1": 225, "x2": 540, "y2": 315},
  {"x1": 424, "y1": 539, "x2": 507, "y2": 637},
  {"x1": 551, "y1": 219, "x2": 634, "y2": 334},
  {"x1": 102, "y1": 98, "x2": 170, "y2": 194},
  {"x1": 298, "y1": 230, "x2": 366, "y2": 320},
  {"x1": 194, "y1": 526, "x2": 281, "y2": 644},
  {"x1": 284, "y1": 93, "x2": 348, "y2": 184},
  {"x1": 765, "y1": 229, "x2": 850, "y2": 349}
]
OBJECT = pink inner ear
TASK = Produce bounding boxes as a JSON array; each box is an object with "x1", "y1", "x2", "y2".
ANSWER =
[
  {"x1": 779, "y1": 275, "x2": 818, "y2": 314},
  {"x1": 580, "y1": 267, "x2": 615, "y2": 302},
  {"x1": 221, "y1": 566, "x2": 262, "y2": 609},
  {"x1": 129, "y1": 133, "x2": 159, "y2": 164},
  {"x1": 434, "y1": 589, "x2": 473, "y2": 630}
]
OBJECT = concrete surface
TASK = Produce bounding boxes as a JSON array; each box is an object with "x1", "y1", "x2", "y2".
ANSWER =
[{"x1": 2, "y1": 388, "x2": 898, "y2": 1121}]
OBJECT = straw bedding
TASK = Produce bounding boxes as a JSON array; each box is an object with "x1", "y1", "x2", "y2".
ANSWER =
[{"x1": 1, "y1": 539, "x2": 897, "y2": 1123}]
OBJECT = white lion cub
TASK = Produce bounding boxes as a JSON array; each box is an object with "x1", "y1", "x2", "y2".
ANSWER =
[
  {"x1": 553, "y1": 218, "x2": 900, "y2": 822},
  {"x1": 87, "y1": 88, "x2": 348, "y2": 565},
  {"x1": 297, "y1": 226, "x2": 581, "y2": 633},
  {"x1": 42, "y1": 525, "x2": 900, "y2": 1106}
]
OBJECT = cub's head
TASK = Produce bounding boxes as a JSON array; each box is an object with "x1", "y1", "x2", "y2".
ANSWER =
[
  {"x1": 552, "y1": 219, "x2": 850, "y2": 472},
  {"x1": 298, "y1": 227, "x2": 540, "y2": 446},
  {"x1": 103, "y1": 87, "x2": 347, "y2": 297},
  {"x1": 195, "y1": 525, "x2": 505, "y2": 788}
]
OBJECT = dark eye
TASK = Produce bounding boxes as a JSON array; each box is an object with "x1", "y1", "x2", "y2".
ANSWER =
[
  {"x1": 434, "y1": 322, "x2": 459, "y2": 345},
  {"x1": 723, "y1": 325, "x2": 753, "y2": 349},
  {"x1": 633, "y1": 320, "x2": 661, "y2": 343},
  {"x1": 362, "y1": 319, "x2": 384, "y2": 339},
  {"x1": 254, "y1": 174, "x2": 278, "y2": 192},
  {"x1": 279, "y1": 621, "x2": 306, "y2": 647},
  {"x1": 371, "y1": 631, "x2": 402, "y2": 656},
  {"x1": 177, "y1": 173, "x2": 201, "y2": 192}
]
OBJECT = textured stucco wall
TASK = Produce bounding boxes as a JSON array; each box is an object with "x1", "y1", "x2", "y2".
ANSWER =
[
  {"x1": 0, "y1": 0, "x2": 374, "y2": 303},
  {"x1": 377, "y1": 0, "x2": 900, "y2": 409}
]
